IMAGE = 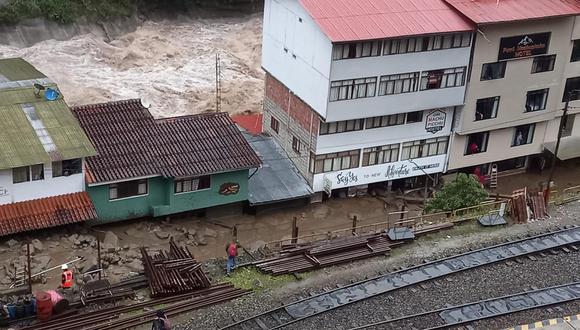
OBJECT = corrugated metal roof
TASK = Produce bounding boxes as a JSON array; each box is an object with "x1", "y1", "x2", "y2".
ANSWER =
[
  {"x1": 444, "y1": 0, "x2": 580, "y2": 24},
  {"x1": 0, "y1": 192, "x2": 97, "y2": 237},
  {"x1": 0, "y1": 99, "x2": 97, "y2": 170},
  {"x1": 299, "y1": 0, "x2": 474, "y2": 42},
  {"x1": 232, "y1": 114, "x2": 263, "y2": 135},
  {"x1": 0, "y1": 58, "x2": 46, "y2": 82},
  {"x1": 73, "y1": 99, "x2": 262, "y2": 184},
  {"x1": 245, "y1": 133, "x2": 313, "y2": 205}
]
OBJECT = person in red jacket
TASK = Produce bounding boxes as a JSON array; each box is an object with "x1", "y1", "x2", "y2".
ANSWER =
[
  {"x1": 225, "y1": 240, "x2": 238, "y2": 276},
  {"x1": 61, "y1": 264, "x2": 73, "y2": 289}
]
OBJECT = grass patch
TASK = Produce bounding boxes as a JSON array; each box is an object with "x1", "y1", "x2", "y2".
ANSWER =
[{"x1": 223, "y1": 266, "x2": 297, "y2": 292}]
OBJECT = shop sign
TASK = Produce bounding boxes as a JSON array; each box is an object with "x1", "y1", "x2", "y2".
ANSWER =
[
  {"x1": 498, "y1": 32, "x2": 550, "y2": 60},
  {"x1": 219, "y1": 182, "x2": 240, "y2": 195},
  {"x1": 322, "y1": 175, "x2": 333, "y2": 195},
  {"x1": 425, "y1": 109, "x2": 446, "y2": 134}
]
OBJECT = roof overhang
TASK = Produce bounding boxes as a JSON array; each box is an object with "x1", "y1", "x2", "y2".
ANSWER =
[{"x1": 544, "y1": 137, "x2": 580, "y2": 160}]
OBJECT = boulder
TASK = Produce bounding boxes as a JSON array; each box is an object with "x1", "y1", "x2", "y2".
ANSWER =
[
  {"x1": 68, "y1": 234, "x2": 79, "y2": 243},
  {"x1": 125, "y1": 259, "x2": 143, "y2": 272},
  {"x1": 197, "y1": 237, "x2": 208, "y2": 246},
  {"x1": 204, "y1": 228, "x2": 218, "y2": 238},
  {"x1": 31, "y1": 239, "x2": 44, "y2": 253},
  {"x1": 79, "y1": 256, "x2": 99, "y2": 273},
  {"x1": 6, "y1": 239, "x2": 18, "y2": 248},
  {"x1": 187, "y1": 229, "x2": 197, "y2": 238},
  {"x1": 103, "y1": 231, "x2": 119, "y2": 247},
  {"x1": 32, "y1": 255, "x2": 52, "y2": 273},
  {"x1": 155, "y1": 231, "x2": 170, "y2": 240}
]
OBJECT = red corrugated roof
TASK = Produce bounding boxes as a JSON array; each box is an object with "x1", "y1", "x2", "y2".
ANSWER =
[
  {"x1": 299, "y1": 0, "x2": 474, "y2": 42},
  {"x1": 232, "y1": 114, "x2": 263, "y2": 135},
  {"x1": 444, "y1": 0, "x2": 580, "y2": 24},
  {"x1": 0, "y1": 192, "x2": 97, "y2": 236}
]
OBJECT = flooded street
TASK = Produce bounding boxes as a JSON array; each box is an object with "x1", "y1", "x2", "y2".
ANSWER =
[{"x1": 0, "y1": 14, "x2": 264, "y2": 117}]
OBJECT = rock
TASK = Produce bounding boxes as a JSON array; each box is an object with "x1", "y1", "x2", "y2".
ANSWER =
[
  {"x1": 33, "y1": 256, "x2": 52, "y2": 272},
  {"x1": 79, "y1": 256, "x2": 99, "y2": 273},
  {"x1": 125, "y1": 259, "x2": 143, "y2": 272},
  {"x1": 204, "y1": 228, "x2": 218, "y2": 238},
  {"x1": 6, "y1": 239, "x2": 18, "y2": 248},
  {"x1": 103, "y1": 231, "x2": 119, "y2": 247},
  {"x1": 249, "y1": 240, "x2": 266, "y2": 252},
  {"x1": 31, "y1": 239, "x2": 44, "y2": 253},
  {"x1": 187, "y1": 229, "x2": 197, "y2": 238},
  {"x1": 197, "y1": 237, "x2": 208, "y2": 246},
  {"x1": 103, "y1": 244, "x2": 117, "y2": 253},
  {"x1": 68, "y1": 234, "x2": 79, "y2": 243},
  {"x1": 155, "y1": 231, "x2": 170, "y2": 240}
]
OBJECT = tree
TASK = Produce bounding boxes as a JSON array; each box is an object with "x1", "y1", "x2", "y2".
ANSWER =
[{"x1": 425, "y1": 173, "x2": 488, "y2": 213}]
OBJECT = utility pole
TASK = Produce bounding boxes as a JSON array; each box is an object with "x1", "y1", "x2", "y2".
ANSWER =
[{"x1": 215, "y1": 53, "x2": 222, "y2": 113}]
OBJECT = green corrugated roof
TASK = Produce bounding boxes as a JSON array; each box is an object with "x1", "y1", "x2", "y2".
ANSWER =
[
  {"x1": 0, "y1": 58, "x2": 46, "y2": 81},
  {"x1": 0, "y1": 99, "x2": 97, "y2": 170},
  {"x1": 0, "y1": 84, "x2": 60, "y2": 106}
]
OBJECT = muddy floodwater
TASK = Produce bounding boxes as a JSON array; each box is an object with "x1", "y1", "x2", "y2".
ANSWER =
[{"x1": 0, "y1": 14, "x2": 264, "y2": 117}]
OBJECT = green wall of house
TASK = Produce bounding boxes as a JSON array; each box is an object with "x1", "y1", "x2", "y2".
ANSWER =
[{"x1": 88, "y1": 170, "x2": 249, "y2": 223}]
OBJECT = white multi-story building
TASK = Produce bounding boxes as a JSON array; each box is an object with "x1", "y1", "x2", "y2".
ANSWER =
[{"x1": 261, "y1": 0, "x2": 474, "y2": 196}]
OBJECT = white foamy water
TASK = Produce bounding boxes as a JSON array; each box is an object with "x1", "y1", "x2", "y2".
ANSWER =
[{"x1": 0, "y1": 14, "x2": 264, "y2": 118}]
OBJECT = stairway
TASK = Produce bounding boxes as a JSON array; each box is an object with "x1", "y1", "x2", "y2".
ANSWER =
[{"x1": 490, "y1": 164, "x2": 498, "y2": 189}]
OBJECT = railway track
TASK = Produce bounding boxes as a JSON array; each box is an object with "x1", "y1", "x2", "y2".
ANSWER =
[
  {"x1": 351, "y1": 282, "x2": 580, "y2": 329},
  {"x1": 221, "y1": 226, "x2": 580, "y2": 330}
]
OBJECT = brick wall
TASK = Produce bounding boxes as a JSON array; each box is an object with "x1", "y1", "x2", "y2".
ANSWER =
[{"x1": 263, "y1": 73, "x2": 319, "y2": 184}]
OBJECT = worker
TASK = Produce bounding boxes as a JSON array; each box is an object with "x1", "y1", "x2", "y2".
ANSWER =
[
  {"x1": 61, "y1": 264, "x2": 73, "y2": 289},
  {"x1": 151, "y1": 310, "x2": 171, "y2": 330},
  {"x1": 225, "y1": 240, "x2": 238, "y2": 276}
]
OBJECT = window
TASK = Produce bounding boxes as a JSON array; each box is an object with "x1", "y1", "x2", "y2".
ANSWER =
[
  {"x1": 481, "y1": 62, "x2": 506, "y2": 80},
  {"x1": 333, "y1": 41, "x2": 382, "y2": 60},
  {"x1": 365, "y1": 114, "x2": 405, "y2": 129},
  {"x1": 52, "y1": 159, "x2": 82, "y2": 177},
  {"x1": 512, "y1": 124, "x2": 535, "y2": 147},
  {"x1": 406, "y1": 111, "x2": 423, "y2": 123},
  {"x1": 381, "y1": 33, "x2": 470, "y2": 56},
  {"x1": 378, "y1": 72, "x2": 419, "y2": 95},
  {"x1": 31, "y1": 164, "x2": 44, "y2": 181},
  {"x1": 292, "y1": 136, "x2": 301, "y2": 154},
  {"x1": 109, "y1": 179, "x2": 148, "y2": 200},
  {"x1": 319, "y1": 119, "x2": 364, "y2": 135},
  {"x1": 383, "y1": 37, "x2": 424, "y2": 55},
  {"x1": 525, "y1": 89, "x2": 549, "y2": 112},
  {"x1": 571, "y1": 40, "x2": 580, "y2": 62},
  {"x1": 420, "y1": 67, "x2": 466, "y2": 90},
  {"x1": 329, "y1": 77, "x2": 377, "y2": 101},
  {"x1": 562, "y1": 114, "x2": 575, "y2": 137},
  {"x1": 465, "y1": 132, "x2": 489, "y2": 155},
  {"x1": 310, "y1": 150, "x2": 360, "y2": 174},
  {"x1": 532, "y1": 55, "x2": 556, "y2": 73},
  {"x1": 401, "y1": 137, "x2": 448, "y2": 160},
  {"x1": 174, "y1": 176, "x2": 211, "y2": 193},
  {"x1": 362, "y1": 144, "x2": 400, "y2": 166},
  {"x1": 13, "y1": 166, "x2": 30, "y2": 184},
  {"x1": 475, "y1": 97, "x2": 500, "y2": 121},
  {"x1": 562, "y1": 77, "x2": 580, "y2": 102},
  {"x1": 270, "y1": 117, "x2": 279, "y2": 134}
]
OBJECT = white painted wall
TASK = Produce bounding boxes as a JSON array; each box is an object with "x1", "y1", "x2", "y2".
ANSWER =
[
  {"x1": 317, "y1": 108, "x2": 453, "y2": 154},
  {"x1": 262, "y1": 0, "x2": 332, "y2": 117},
  {"x1": 0, "y1": 161, "x2": 85, "y2": 205},
  {"x1": 313, "y1": 154, "x2": 446, "y2": 192}
]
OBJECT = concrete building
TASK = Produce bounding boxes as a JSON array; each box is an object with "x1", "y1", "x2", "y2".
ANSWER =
[
  {"x1": 261, "y1": 0, "x2": 475, "y2": 197},
  {"x1": 0, "y1": 58, "x2": 98, "y2": 236},
  {"x1": 445, "y1": 0, "x2": 580, "y2": 177}
]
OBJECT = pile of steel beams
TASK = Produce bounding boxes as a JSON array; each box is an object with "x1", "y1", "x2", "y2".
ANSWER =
[
  {"x1": 254, "y1": 222, "x2": 454, "y2": 276},
  {"x1": 141, "y1": 241, "x2": 211, "y2": 297}
]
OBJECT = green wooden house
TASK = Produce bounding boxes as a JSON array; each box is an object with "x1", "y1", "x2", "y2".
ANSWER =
[{"x1": 72, "y1": 99, "x2": 261, "y2": 223}]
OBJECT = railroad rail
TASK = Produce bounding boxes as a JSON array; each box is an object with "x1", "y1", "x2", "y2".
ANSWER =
[
  {"x1": 351, "y1": 281, "x2": 580, "y2": 329},
  {"x1": 221, "y1": 226, "x2": 580, "y2": 330}
]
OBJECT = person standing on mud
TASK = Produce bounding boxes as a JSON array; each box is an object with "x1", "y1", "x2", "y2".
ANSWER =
[{"x1": 226, "y1": 240, "x2": 238, "y2": 276}]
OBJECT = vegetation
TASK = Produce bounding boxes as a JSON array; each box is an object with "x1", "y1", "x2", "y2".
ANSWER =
[
  {"x1": 223, "y1": 266, "x2": 297, "y2": 292},
  {"x1": 425, "y1": 173, "x2": 488, "y2": 213}
]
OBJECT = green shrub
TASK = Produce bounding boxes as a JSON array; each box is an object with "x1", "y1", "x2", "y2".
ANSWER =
[{"x1": 425, "y1": 173, "x2": 488, "y2": 213}]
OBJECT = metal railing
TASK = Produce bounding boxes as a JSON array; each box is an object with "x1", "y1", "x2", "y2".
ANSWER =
[{"x1": 550, "y1": 185, "x2": 580, "y2": 205}]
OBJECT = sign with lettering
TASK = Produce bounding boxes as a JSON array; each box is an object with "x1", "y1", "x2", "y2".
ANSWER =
[
  {"x1": 322, "y1": 175, "x2": 332, "y2": 195},
  {"x1": 425, "y1": 109, "x2": 446, "y2": 134},
  {"x1": 498, "y1": 32, "x2": 550, "y2": 60},
  {"x1": 219, "y1": 183, "x2": 240, "y2": 195}
]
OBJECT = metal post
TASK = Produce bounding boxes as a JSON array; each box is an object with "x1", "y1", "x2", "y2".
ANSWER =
[
  {"x1": 291, "y1": 217, "x2": 298, "y2": 244},
  {"x1": 26, "y1": 242, "x2": 32, "y2": 294},
  {"x1": 97, "y1": 237, "x2": 102, "y2": 280},
  {"x1": 352, "y1": 215, "x2": 358, "y2": 235},
  {"x1": 233, "y1": 225, "x2": 238, "y2": 241},
  {"x1": 546, "y1": 98, "x2": 570, "y2": 203},
  {"x1": 423, "y1": 175, "x2": 429, "y2": 207}
]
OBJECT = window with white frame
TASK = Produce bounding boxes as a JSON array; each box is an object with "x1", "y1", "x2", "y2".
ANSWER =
[
  {"x1": 333, "y1": 41, "x2": 382, "y2": 60},
  {"x1": 329, "y1": 77, "x2": 377, "y2": 101},
  {"x1": 309, "y1": 150, "x2": 360, "y2": 174},
  {"x1": 109, "y1": 179, "x2": 148, "y2": 200},
  {"x1": 378, "y1": 72, "x2": 420, "y2": 95},
  {"x1": 420, "y1": 67, "x2": 466, "y2": 90},
  {"x1": 12, "y1": 164, "x2": 44, "y2": 184},
  {"x1": 512, "y1": 124, "x2": 535, "y2": 147},
  {"x1": 475, "y1": 96, "x2": 500, "y2": 121},
  {"x1": 525, "y1": 89, "x2": 549, "y2": 112},
  {"x1": 401, "y1": 137, "x2": 448, "y2": 160},
  {"x1": 365, "y1": 114, "x2": 405, "y2": 129},
  {"x1": 362, "y1": 143, "x2": 400, "y2": 166},
  {"x1": 175, "y1": 176, "x2": 210, "y2": 193},
  {"x1": 532, "y1": 55, "x2": 556, "y2": 73},
  {"x1": 319, "y1": 119, "x2": 364, "y2": 135},
  {"x1": 52, "y1": 158, "x2": 82, "y2": 177}
]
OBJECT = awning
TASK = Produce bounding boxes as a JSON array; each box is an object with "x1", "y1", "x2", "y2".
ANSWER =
[
  {"x1": 544, "y1": 137, "x2": 580, "y2": 160},
  {"x1": 0, "y1": 192, "x2": 97, "y2": 236}
]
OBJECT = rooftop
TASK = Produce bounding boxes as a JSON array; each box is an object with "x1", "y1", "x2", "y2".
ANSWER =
[
  {"x1": 299, "y1": 0, "x2": 474, "y2": 42},
  {"x1": 444, "y1": 0, "x2": 580, "y2": 24},
  {"x1": 72, "y1": 99, "x2": 262, "y2": 184},
  {"x1": 0, "y1": 58, "x2": 46, "y2": 82},
  {"x1": 0, "y1": 192, "x2": 97, "y2": 237}
]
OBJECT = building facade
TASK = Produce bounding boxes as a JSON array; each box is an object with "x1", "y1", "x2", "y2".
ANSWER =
[
  {"x1": 73, "y1": 100, "x2": 261, "y2": 223},
  {"x1": 445, "y1": 0, "x2": 580, "y2": 175},
  {"x1": 0, "y1": 58, "x2": 98, "y2": 236},
  {"x1": 262, "y1": 0, "x2": 474, "y2": 195}
]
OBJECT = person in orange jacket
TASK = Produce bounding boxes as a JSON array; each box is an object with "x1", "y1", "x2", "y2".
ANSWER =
[{"x1": 61, "y1": 264, "x2": 73, "y2": 289}]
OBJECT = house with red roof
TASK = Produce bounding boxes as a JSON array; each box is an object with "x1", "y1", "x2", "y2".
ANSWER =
[
  {"x1": 261, "y1": 0, "x2": 474, "y2": 196},
  {"x1": 72, "y1": 100, "x2": 261, "y2": 223}
]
